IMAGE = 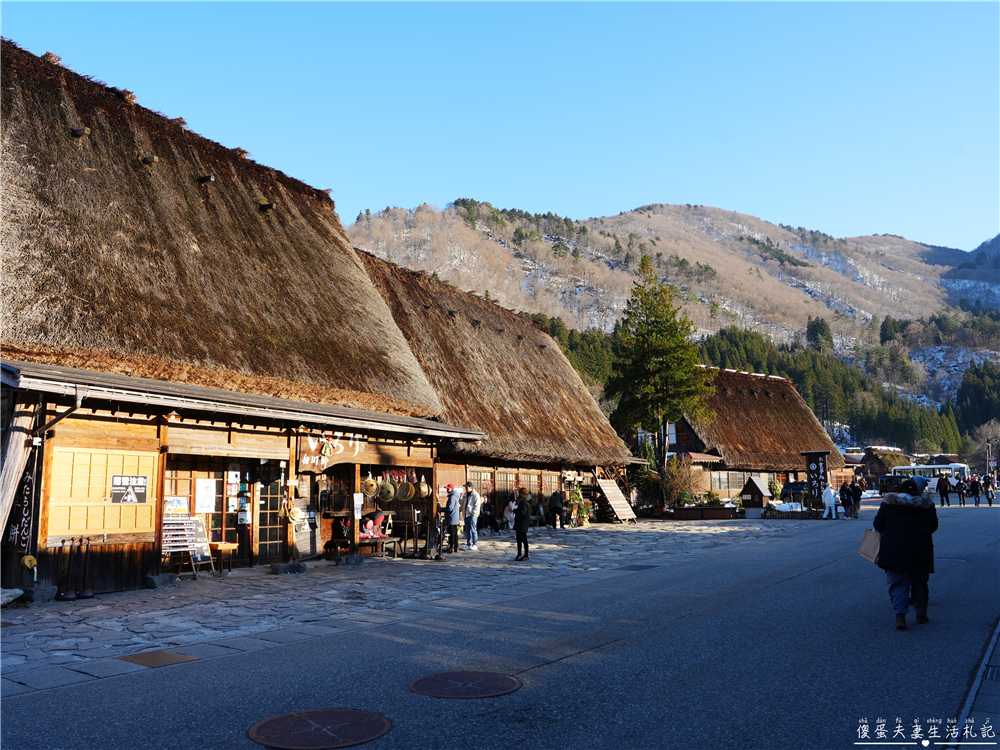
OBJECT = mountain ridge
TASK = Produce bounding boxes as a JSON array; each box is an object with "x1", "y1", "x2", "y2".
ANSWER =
[{"x1": 347, "y1": 201, "x2": 999, "y2": 339}]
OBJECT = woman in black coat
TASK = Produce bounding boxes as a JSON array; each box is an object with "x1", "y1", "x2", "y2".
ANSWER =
[
  {"x1": 873, "y1": 478, "x2": 938, "y2": 630},
  {"x1": 513, "y1": 487, "x2": 531, "y2": 561}
]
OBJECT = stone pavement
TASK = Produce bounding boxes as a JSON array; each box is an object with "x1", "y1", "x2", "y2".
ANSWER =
[{"x1": 0, "y1": 520, "x2": 804, "y2": 695}]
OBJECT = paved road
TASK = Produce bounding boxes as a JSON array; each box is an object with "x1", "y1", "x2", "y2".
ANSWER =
[{"x1": 2, "y1": 505, "x2": 997, "y2": 750}]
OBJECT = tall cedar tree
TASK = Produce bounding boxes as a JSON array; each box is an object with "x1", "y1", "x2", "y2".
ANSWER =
[{"x1": 607, "y1": 257, "x2": 715, "y2": 450}]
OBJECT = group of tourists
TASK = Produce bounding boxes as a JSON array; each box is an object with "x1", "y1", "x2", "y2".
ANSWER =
[
  {"x1": 935, "y1": 473, "x2": 995, "y2": 507},
  {"x1": 821, "y1": 478, "x2": 864, "y2": 519},
  {"x1": 837, "y1": 478, "x2": 864, "y2": 518},
  {"x1": 442, "y1": 484, "x2": 573, "y2": 563}
]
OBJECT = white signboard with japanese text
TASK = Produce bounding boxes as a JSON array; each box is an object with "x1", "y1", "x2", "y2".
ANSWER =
[{"x1": 195, "y1": 478, "x2": 217, "y2": 514}]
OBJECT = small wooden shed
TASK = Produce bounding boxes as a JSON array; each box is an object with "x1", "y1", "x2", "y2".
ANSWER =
[{"x1": 739, "y1": 476, "x2": 771, "y2": 508}]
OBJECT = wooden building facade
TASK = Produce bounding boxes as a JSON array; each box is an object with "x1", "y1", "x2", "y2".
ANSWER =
[{"x1": 1, "y1": 361, "x2": 481, "y2": 594}]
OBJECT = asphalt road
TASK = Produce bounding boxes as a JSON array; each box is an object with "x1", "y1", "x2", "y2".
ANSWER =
[{"x1": 2, "y1": 506, "x2": 997, "y2": 750}]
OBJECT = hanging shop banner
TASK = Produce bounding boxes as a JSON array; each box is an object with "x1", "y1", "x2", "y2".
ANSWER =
[
  {"x1": 194, "y1": 478, "x2": 217, "y2": 514},
  {"x1": 353, "y1": 492, "x2": 364, "y2": 520},
  {"x1": 801, "y1": 450, "x2": 831, "y2": 505},
  {"x1": 111, "y1": 475, "x2": 148, "y2": 504},
  {"x1": 297, "y1": 432, "x2": 365, "y2": 472},
  {"x1": 5, "y1": 449, "x2": 37, "y2": 552}
]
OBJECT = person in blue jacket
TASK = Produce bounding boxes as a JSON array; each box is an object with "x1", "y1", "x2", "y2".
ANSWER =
[
  {"x1": 873, "y1": 476, "x2": 938, "y2": 630},
  {"x1": 443, "y1": 484, "x2": 463, "y2": 554}
]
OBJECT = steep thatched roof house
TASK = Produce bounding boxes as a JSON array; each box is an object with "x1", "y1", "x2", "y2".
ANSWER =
[
  {"x1": 1, "y1": 39, "x2": 437, "y2": 418},
  {"x1": 358, "y1": 254, "x2": 631, "y2": 468},
  {"x1": 860, "y1": 447, "x2": 909, "y2": 479},
  {"x1": 0, "y1": 41, "x2": 630, "y2": 593},
  {"x1": 670, "y1": 368, "x2": 845, "y2": 498}
]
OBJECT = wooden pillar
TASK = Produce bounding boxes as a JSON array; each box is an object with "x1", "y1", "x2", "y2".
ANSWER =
[
  {"x1": 155, "y1": 416, "x2": 169, "y2": 574},
  {"x1": 351, "y1": 463, "x2": 361, "y2": 555}
]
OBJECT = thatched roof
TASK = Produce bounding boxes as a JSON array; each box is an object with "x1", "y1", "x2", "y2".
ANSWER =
[
  {"x1": 357, "y1": 253, "x2": 633, "y2": 466},
  {"x1": 863, "y1": 448, "x2": 909, "y2": 471},
  {"x1": 0, "y1": 40, "x2": 440, "y2": 418},
  {"x1": 684, "y1": 368, "x2": 845, "y2": 472}
]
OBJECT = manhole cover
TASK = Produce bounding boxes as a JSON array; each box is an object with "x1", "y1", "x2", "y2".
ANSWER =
[
  {"x1": 614, "y1": 564, "x2": 662, "y2": 571},
  {"x1": 248, "y1": 709, "x2": 391, "y2": 749},
  {"x1": 408, "y1": 671, "x2": 522, "y2": 699}
]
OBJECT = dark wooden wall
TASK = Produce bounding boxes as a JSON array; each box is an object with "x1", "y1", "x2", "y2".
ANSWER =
[{"x1": 36, "y1": 542, "x2": 158, "y2": 594}]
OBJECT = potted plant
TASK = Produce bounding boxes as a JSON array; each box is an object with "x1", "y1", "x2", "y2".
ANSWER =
[{"x1": 570, "y1": 486, "x2": 591, "y2": 527}]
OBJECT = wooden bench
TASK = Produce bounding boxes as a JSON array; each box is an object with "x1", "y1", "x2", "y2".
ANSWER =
[{"x1": 324, "y1": 537, "x2": 402, "y2": 559}]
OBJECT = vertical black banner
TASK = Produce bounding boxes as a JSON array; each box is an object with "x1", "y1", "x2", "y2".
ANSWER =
[
  {"x1": 801, "y1": 450, "x2": 830, "y2": 507},
  {"x1": 4, "y1": 449, "x2": 36, "y2": 552}
]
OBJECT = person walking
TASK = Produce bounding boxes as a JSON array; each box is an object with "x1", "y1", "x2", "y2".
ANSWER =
[
  {"x1": 985, "y1": 474, "x2": 995, "y2": 506},
  {"x1": 873, "y1": 476, "x2": 938, "y2": 630},
  {"x1": 956, "y1": 478, "x2": 968, "y2": 506},
  {"x1": 822, "y1": 484, "x2": 838, "y2": 519},
  {"x1": 548, "y1": 490, "x2": 565, "y2": 529},
  {"x1": 935, "y1": 474, "x2": 950, "y2": 507},
  {"x1": 513, "y1": 487, "x2": 531, "y2": 561},
  {"x1": 443, "y1": 484, "x2": 462, "y2": 553},
  {"x1": 850, "y1": 478, "x2": 863, "y2": 518},
  {"x1": 839, "y1": 482, "x2": 853, "y2": 519},
  {"x1": 969, "y1": 476, "x2": 982, "y2": 507},
  {"x1": 461, "y1": 482, "x2": 482, "y2": 550}
]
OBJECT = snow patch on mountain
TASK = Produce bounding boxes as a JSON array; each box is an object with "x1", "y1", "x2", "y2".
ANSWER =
[
  {"x1": 941, "y1": 279, "x2": 1000, "y2": 309},
  {"x1": 909, "y1": 346, "x2": 1000, "y2": 403}
]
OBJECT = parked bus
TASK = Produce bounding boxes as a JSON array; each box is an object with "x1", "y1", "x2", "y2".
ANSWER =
[{"x1": 878, "y1": 463, "x2": 971, "y2": 494}]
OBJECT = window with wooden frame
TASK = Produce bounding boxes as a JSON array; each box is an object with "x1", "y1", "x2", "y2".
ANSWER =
[
  {"x1": 541, "y1": 472, "x2": 561, "y2": 500},
  {"x1": 467, "y1": 469, "x2": 494, "y2": 505},
  {"x1": 523, "y1": 473, "x2": 540, "y2": 500},
  {"x1": 495, "y1": 470, "x2": 517, "y2": 506}
]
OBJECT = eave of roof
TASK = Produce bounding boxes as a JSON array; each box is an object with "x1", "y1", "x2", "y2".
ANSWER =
[
  {"x1": 3, "y1": 359, "x2": 483, "y2": 442},
  {"x1": 679, "y1": 452, "x2": 724, "y2": 463}
]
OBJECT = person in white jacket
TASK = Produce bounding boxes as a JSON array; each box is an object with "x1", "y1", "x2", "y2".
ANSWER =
[
  {"x1": 822, "y1": 484, "x2": 838, "y2": 519},
  {"x1": 461, "y1": 482, "x2": 482, "y2": 550}
]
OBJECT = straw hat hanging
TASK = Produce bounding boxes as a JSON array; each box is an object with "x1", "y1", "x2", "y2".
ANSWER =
[
  {"x1": 378, "y1": 481, "x2": 396, "y2": 503},
  {"x1": 396, "y1": 482, "x2": 415, "y2": 503},
  {"x1": 416, "y1": 476, "x2": 431, "y2": 498},
  {"x1": 361, "y1": 473, "x2": 378, "y2": 497}
]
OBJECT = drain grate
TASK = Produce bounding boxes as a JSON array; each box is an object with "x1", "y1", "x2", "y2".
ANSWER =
[
  {"x1": 248, "y1": 709, "x2": 391, "y2": 749},
  {"x1": 986, "y1": 666, "x2": 999, "y2": 681},
  {"x1": 614, "y1": 564, "x2": 662, "y2": 572},
  {"x1": 408, "y1": 671, "x2": 522, "y2": 699}
]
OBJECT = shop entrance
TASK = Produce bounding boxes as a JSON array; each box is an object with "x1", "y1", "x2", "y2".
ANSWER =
[{"x1": 256, "y1": 466, "x2": 284, "y2": 561}]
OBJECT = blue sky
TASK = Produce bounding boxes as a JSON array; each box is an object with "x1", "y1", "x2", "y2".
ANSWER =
[{"x1": 3, "y1": 2, "x2": 997, "y2": 251}]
